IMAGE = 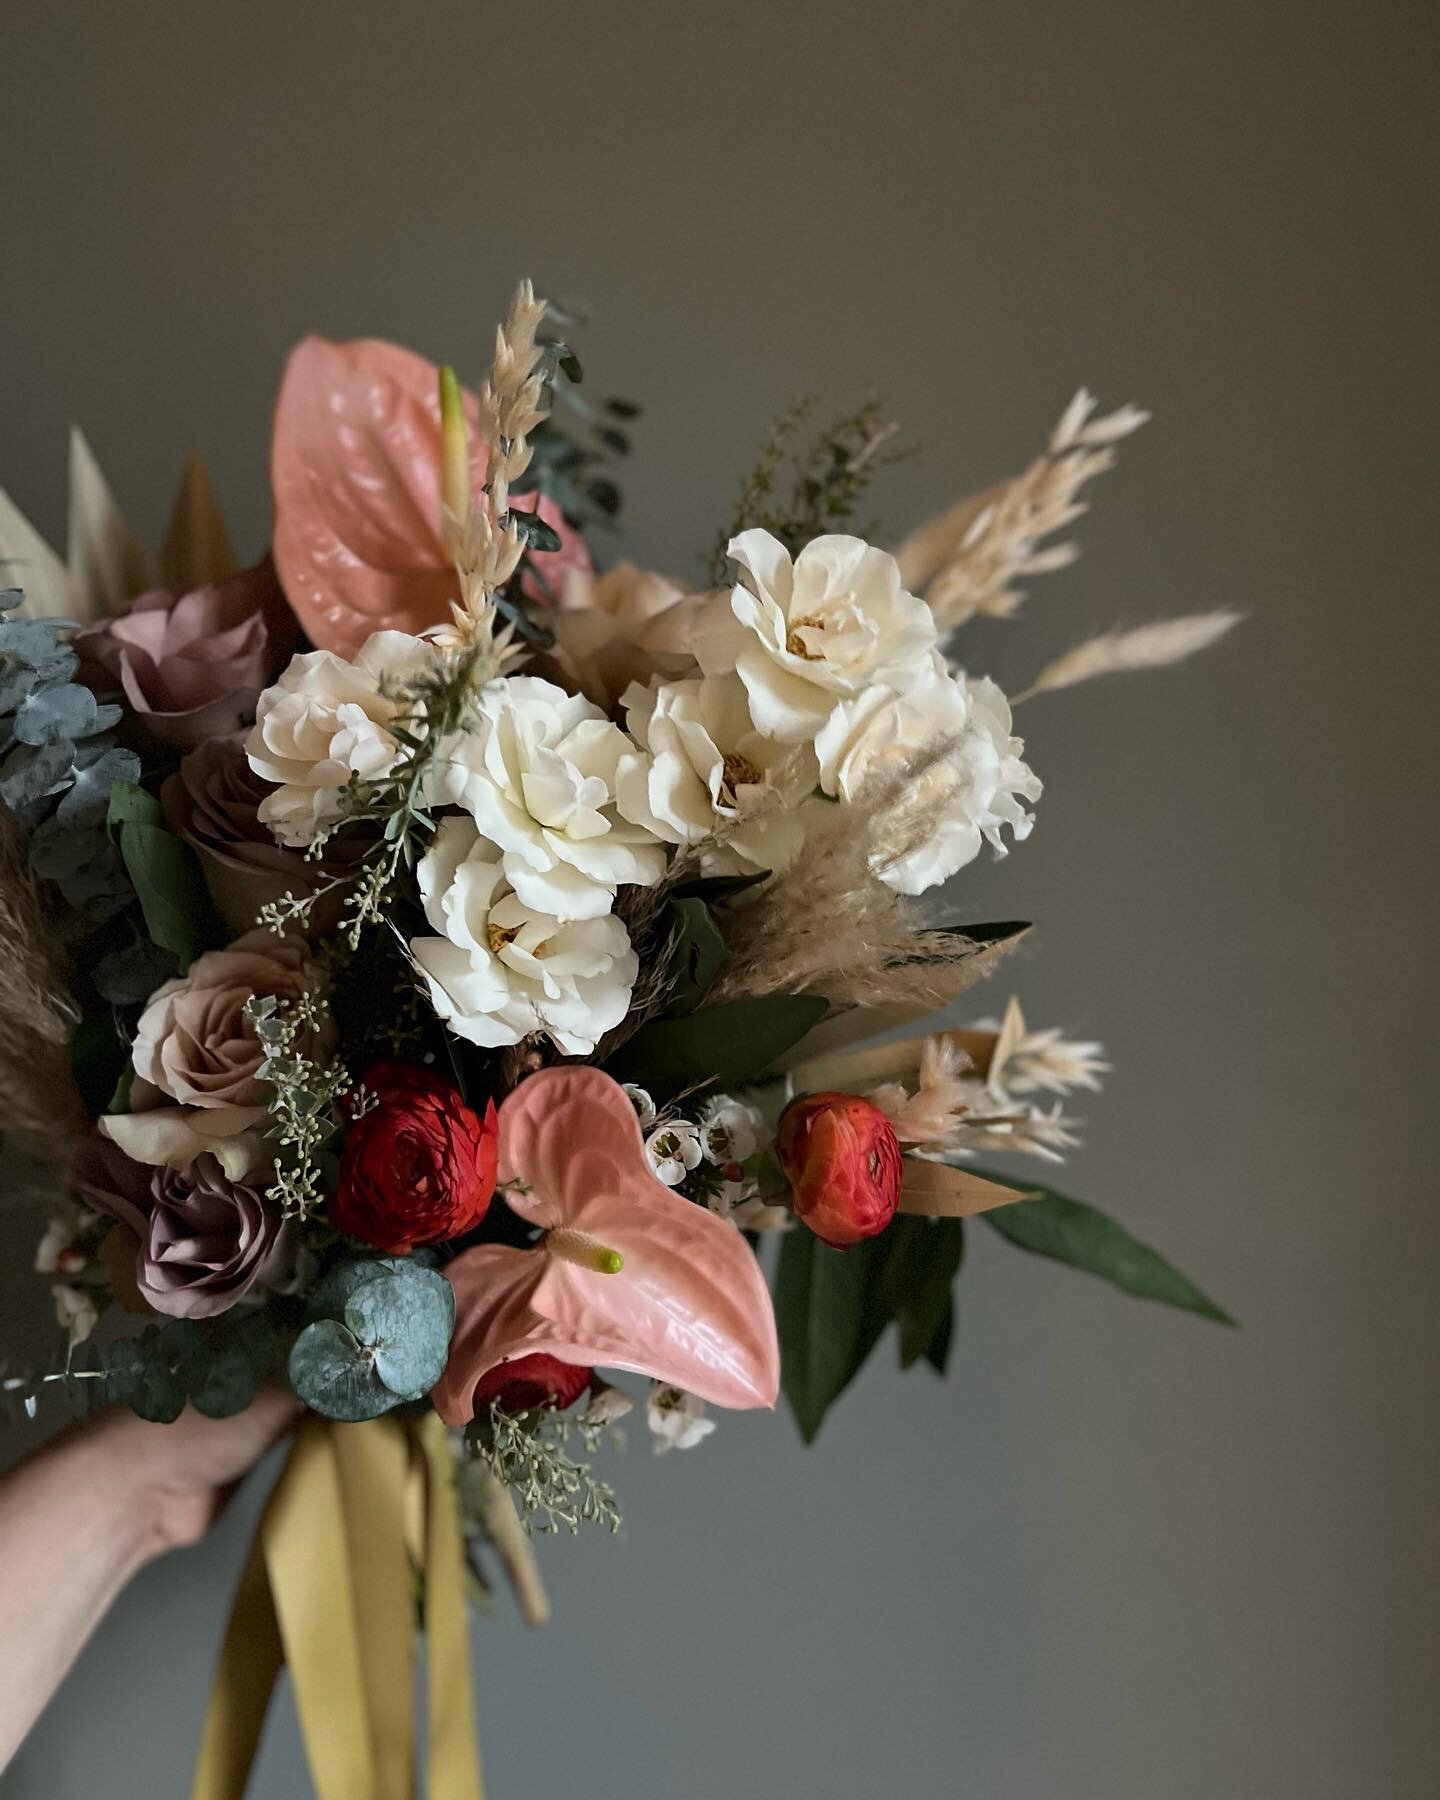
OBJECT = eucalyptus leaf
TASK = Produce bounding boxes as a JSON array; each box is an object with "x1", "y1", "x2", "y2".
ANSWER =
[
  {"x1": 608, "y1": 993, "x2": 829, "y2": 1097},
  {"x1": 288, "y1": 1318, "x2": 397, "y2": 1421},
  {"x1": 977, "y1": 1173, "x2": 1235, "y2": 1325},
  {"x1": 12, "y1": 681, "x2": 98, "y2": 746},
  {"x1": 345, "y1": 1271, "x2": 453, "y2": 1398},
  {"x1": 0, "y1": 739, "x2": 74, "y2": 810},
  {"x1": 58, "y1": 744, "x2": 141, "y2": 823},
  {"x1": 94, "y1": 935, "x2": 177, "y2": 1004}
]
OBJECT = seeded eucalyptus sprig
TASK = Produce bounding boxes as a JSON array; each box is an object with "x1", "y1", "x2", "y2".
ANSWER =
[
  {"x1": 465, "y1": 1400, "x2": 622, "y2": 1536},
  {"x1": 245, "y1": 989, "x2": 352, "y2": 1218}
]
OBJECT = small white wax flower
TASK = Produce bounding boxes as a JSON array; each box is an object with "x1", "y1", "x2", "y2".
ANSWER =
[
  {"x1": 699, "y1": 1095, "x2": 762, "y2": 1167},
  {"x1": 645, "y1": 1122, "x2": 704, "y2": 1187},
  {"x1": 622, "y1": 1084, "x2": 658, "y2": 1128},
  {"x1": 52, "y1": 1283, "x2": 98, "y2": 1346},
  {"x1": 646, "y1": 1383, "x2": 717, "y2": 1455},
  {"x1": 34, "y1": 1214, "x2": 88, "y2": 1277}
]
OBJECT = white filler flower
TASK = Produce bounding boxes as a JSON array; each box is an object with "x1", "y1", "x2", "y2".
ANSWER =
[
  {"x1": 646, "y1": 1383, "x2": 717, "y2": 1454},
  {"x1": 410, "y1": 817, "x2": 638, "y2": 1055},
  {"x1": 246, "y1": 631, "x2": 435, "y2": 846},
  {"x1": 615, "y1": 673, "x2": 816, "y2": 875},
  {"x1": 691, "y1": 530, "x2": 938, "y2": 742},
  {"x1": 644, "y1": 1121, "x2": 704, "y2": 1187},
  {"x1": 437, "y1": 675, "x2": 666, "y2": 921},
  {"x1": 813, "y1": 662, "x2": 1041, "y2": 893}
]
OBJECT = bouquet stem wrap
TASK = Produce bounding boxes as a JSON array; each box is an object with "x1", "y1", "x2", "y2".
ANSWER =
[{"x1": 191, "y1": 1413, "x2": 483, "y2": 1800}]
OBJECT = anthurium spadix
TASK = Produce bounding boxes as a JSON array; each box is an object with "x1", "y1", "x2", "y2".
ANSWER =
[{"x1": 432, "y1": 1068, "x2": 780, "y2": 1426}]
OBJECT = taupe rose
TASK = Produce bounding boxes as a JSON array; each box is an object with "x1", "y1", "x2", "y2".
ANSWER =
[{"x1": 75, "y1": 560, "x2": 294, "y2": 753}]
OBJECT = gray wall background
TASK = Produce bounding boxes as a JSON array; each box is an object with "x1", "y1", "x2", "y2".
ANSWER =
[{"x1": 3, "y1": 3, "x2": 1437, "y2": 1795}]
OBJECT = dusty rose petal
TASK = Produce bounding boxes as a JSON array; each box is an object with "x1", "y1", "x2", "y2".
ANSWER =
[
  {"x1": 433, "y1": 1067, "x2": 779, "y2": 1426},
  {"x1": 271, "y1": 335, "x2": 589, "y2": 657}
]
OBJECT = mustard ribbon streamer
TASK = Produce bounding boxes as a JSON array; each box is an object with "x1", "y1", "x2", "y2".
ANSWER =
[{"x1": 192, "y1": 1414, "x2": 484, "y2": 1800}]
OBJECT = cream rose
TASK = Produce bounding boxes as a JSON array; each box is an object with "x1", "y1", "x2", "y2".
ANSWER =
[
  {"x1": 549, "y1": 562, "x2": 702, "y2": 708},
  {"x1": 245, "y1": 630, "x2": 436, "y2": 847},
  {"x1": 615, "y1": 673, "x2": 816, "y2": 875},
  {"x1": 410, "y1": 817, "x2": 638, "y2": 1055},
  {"x1": 100, "y1": 931, "x2": 311, "y2": 1174},
  {"x1": 814, "y1": 663, "x2": 1041, "y2": 893},
  {"x1": 436, "y1": 674, "x2": 666, "y2": 921},
  {"x1": 690, "y1": 530, "x2": 938, "y2": 742}
]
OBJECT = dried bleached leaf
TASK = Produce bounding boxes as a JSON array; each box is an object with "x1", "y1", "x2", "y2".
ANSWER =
[
  {"x1": 0, "y1": 489, "x2": 72, "y2": 620},
  {"x1": 1014, "y1": 611, "x2": 1241, "y2": 701},
  {"x1": 66, "y1": 427, "x2": 153, "y2": 616},
  {"x1": 158, "y1": 453, "x2": 236, "y2": 591},
  {"x1": 898, "y1": 1160, "x2": 1028, "y2": 1217}
]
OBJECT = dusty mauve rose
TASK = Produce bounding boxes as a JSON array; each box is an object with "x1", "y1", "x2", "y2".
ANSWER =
[
  {"x1": 775, "y1": 1091, "x2": 904, "y2": 1248},
  {"x1": 72, "y1": 1132, "x2": 284, "y2": 1319},
  {"x1": 75, "y1": 560, "x2": 294, "y2": 753},
  {"x1": 334, "y1": 1060, "x2": 498, "y2": 1253},
  {"x1": 161, "y1": 735, "x2": 367, "y2": 936},
  {"x1": 471, "y1": 1354, "x2": 593, "y2": 1414},
  {"x1": 100, "y1": 930, "x2": 314, "y2": 1176}
]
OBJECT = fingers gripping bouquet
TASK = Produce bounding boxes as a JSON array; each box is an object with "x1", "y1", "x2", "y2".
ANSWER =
[{"x1": 0, "y1": 280, "x2": 1236, "y2": 1776}]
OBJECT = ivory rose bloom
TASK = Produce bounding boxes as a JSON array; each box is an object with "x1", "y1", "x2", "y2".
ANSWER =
[
  {"x1": 615, "y1": 673, "x2": 817, "y2": 875},
  {"x1": 100, "y1": 931, "x2": 312, "y2": 1175},
  {"x1": 549, "y1": 562, "x2": 700, "y2": 708},
  {"x1": 813, "y1": 663, "x2": 1041, "y2": 893},
  {"x1": 691, "y1": 530, "x2": 938, "y2": 742},
  {"x1": 245, "y1": 631, "x2": 436, "y2": 847},
  {"x1": 437, "y1": 675, "x2": 666, "y2": 921},
  {"x1": 411, "y1": 817, "x2": 638, "y2": 1055}
]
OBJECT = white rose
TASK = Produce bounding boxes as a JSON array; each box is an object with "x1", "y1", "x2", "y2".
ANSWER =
[
  {"x1": 410, "y1": 817, "x2": 638, "y2": 1056},
  {"x1": 436, "y1": 674, "x2": 666, "y2": 921},
  {"x1": 550, "y1": 562, "x2": 702, "y2": 707},
  {"x1": 246, "y1": 631, "x2": 436, "y2": 847},
  {"x1": 615, "y1": 673, "x2": 817, "y2": 875},
  {"x1": 814, "y1": 662, "x2": 1041, "y2": 894},
  {"x1": 690, "y1": 530, "x2": 938, "y2": 742}
]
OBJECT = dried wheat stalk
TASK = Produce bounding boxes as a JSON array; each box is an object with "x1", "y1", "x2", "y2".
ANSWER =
[
  {"x1": 1013, "y1": 610, "x2": 1241, "y2": 701},
  {"x1": 896, "y1": 389, "x2": 1148, "y2": 630},
  {"x1": 0, "y1": 811, "x2": 85, "y2": 1170}
]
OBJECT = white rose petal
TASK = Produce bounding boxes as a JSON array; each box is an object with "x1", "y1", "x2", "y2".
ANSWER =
[
  {"x1": 246, "y1": 632, "x2": 437, "y2": 847},
  {"x1": 615, "y1": 673, "x2": 816, "y2": 876},
  {"x1": 813, "y1": 660, "x2": 1041, "y2": 894},
  {"x1": 690, "y1": 530, "x2": 938, "y2": 743},
  {"x1": 411, "y1": 817, "x2": 638, "y2": 1056},
  {"x1": 437, "y1": 675, "x2": 666, "y2": 921},
  {"x1": 550, "y1": 562, "x2": 702, "y2": 707}
]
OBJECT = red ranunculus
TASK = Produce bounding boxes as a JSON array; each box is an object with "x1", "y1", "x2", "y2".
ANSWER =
[
  {"x1": 775, "y1": 1091, "x2": 903, "y2": 1248},
  {"x1": 471, "y1": 1354, "x2": 593, "y2": 1414},
  {"x1": 334, "y1": 1060, "x2": 497, "y2": 1252}
]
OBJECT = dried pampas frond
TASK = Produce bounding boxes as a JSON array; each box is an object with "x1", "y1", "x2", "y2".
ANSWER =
[
  {"x1": 707, "y1": 745, "x2": 1021, "y2": 1012},
  {"x1": 0, "y1": 811, "x2": 85, "y2": 1168},
  {"x1": 896, "y1": 389, "x2": 1148, "y2": 630},
  {"x1": 1013, "y1": 610, "x2": 1241, "y2": 701}
]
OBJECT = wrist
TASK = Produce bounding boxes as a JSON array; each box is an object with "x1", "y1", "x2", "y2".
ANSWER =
[{"x1": 68, "y1": 1411, "x2": 214, "y2": 1567}]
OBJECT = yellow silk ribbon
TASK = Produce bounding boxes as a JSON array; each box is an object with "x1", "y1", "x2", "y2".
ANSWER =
[{"x1": 191, "y1": 1413, "x2": 484, "y2": 1800}]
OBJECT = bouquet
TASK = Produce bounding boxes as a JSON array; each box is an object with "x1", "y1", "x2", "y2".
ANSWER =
[{"x1": 0, "y1": 280, "x2": 1236, "y2": 1793}]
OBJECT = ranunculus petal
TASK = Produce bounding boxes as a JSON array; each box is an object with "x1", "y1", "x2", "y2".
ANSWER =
[{"x1": 433, "y1": 1068, "x2": 780, "y2": 1425}]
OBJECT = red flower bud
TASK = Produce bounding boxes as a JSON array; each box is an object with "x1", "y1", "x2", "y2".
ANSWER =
[
  {"x1": 775, "y1": 1091, "x2": 903, "y2": 1248},
  {"x1": 334, "y1": 1060, "x2": 497, "y2": 1253},
  {"x1": 472, "y1": 1354, "x2": 593, "y2": 1414}
]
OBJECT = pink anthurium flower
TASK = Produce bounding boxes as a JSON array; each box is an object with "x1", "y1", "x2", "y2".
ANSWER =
[
  {"x1": 432, "y1": 1067, "x2": 780, "y2": 1426},
  {"x1": 271, "y1": 335, "x2": 588, "y2": 658}
]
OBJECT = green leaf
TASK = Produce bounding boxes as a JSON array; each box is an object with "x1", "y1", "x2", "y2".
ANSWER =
[
  {"x1": 607, "y1": 993, "x2": 829, "y2": 1097},
  {"x1": 923, "y1": 1297, "x2": 955, "y2": 1374},
  {"x1": 668, "y1": 869, "x2": 770, "y2": 904},
  {"x1": 344, "y1": 1270, "x2": 454, "y2": 1399},
  {"x1": 665, "y1": 898, "x2": 727, "y2": 1013},
  {"x1": 883, "y1": 1217, "x2": 964, "y2": 1369},
  {"x1": 108, "y1": 783, "x2": 214, "y2": 969},
  {"x1": 69, "y1": 1009, "x2": 130, "y2": 1117},
  {"x1": 775, "y1": 1228, "x2": 892, "y2": 1443},
  {"x1": 976, "y1": 1174, "x2": 1235, "y2": 1325},
  {"x1": 288, "y1": 1319, "x2": 398, "y2": 1421}
]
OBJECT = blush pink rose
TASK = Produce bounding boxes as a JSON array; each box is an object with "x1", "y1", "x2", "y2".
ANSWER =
[
  {"x1": 75, "y1": 560, "x2": 294, "y2": 753},
  {"x1": 271, "y1": 335, "x2": 590, "y2": 658}
]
